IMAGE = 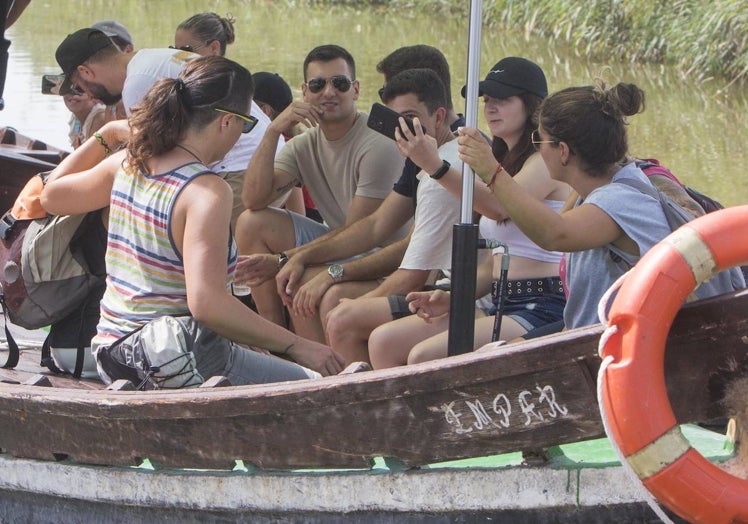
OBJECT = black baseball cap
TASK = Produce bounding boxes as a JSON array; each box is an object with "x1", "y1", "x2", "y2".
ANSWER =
[
  {"x1": 252, "y1": 72, "x2": 292, "y2": 114},
  {"x1": 55, "y1": 28, "x2": 114, "y2": 95},
  {"x1": 461, "y1": 57, "x2": 547, "y2": 99}
]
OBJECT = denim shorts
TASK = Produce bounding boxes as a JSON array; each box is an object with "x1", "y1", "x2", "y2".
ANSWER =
[{"x1": 485, "y1": 292, "x2": 566, "y2": 332}]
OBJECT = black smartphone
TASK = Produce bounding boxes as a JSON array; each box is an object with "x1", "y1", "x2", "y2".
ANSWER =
[
  {"x1": 367, "y1": 102, "x2": 420, "y2": 140},
  {"x1": 41, "y1": 74, "x2": 64, "y2": 95}
]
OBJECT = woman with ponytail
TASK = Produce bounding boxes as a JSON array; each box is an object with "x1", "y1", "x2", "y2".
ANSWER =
[
  {"x1": 42, "y1": 56, "x2": 345, "y2": 386},
  {"x1": 458, "y1": 80, "x2": 742, "y2": 331}
]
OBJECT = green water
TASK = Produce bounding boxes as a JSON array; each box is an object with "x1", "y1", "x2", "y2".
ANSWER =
[{"x1": 3, "y1": 0, "x2": 747, "y2": 205}]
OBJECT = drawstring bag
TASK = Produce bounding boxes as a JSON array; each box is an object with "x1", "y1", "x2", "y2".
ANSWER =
[{"x1": 96, "y1": 315, "x2": 235, "y2": 390}]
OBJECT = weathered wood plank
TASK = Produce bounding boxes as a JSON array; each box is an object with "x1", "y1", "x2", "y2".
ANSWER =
[{"x1": 0, "y1": 291, "x2": 744, "y2": 470}]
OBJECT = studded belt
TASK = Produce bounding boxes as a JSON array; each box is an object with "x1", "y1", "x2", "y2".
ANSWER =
[{"x1": 503, "y1": 276, "x2": 564, "y2": 297}]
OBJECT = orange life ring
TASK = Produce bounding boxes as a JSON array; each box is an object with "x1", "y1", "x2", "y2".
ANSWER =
[{"x1": 600, "y1": 205, "x2": 748, "y2": 524}]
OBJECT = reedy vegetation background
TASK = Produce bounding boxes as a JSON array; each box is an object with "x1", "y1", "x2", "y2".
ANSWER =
[{"x1": 312, "y1": 0, "x2": 747, "y2": 89}]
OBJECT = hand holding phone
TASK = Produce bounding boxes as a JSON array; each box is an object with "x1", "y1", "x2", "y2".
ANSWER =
[
  {"x1": 41, "y1": 74, "x2": 65, "y2": 95},
  {"x1": 367, "y1": 102, "x2": 421, "y2": 141}
]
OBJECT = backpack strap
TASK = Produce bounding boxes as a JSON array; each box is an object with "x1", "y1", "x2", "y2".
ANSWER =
[
  {"x1": 0, "y1": 295, "x2": 19, "y2": 369},
  {"x1": 39, "y1": 334, "x2": 64, "y2": 374},
  {"x1": 613, "y1": 176, "x2": 659, "y2": 199}
]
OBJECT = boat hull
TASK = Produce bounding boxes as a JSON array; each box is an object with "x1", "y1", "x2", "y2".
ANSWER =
[{"x1": 0, "y1": 290, "x2": 745, "y2": 470}]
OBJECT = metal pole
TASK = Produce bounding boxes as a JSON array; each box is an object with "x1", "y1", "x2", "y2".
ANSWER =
[{"x1": 447, "y1": 0, "x2": 482, "y2": 356}]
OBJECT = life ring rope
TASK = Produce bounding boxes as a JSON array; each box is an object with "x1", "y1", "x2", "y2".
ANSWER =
[{"x1": 597, "y1": 325, "x2": 675, "y2": 523}]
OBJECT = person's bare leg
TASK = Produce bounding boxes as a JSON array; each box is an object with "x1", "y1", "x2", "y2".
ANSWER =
[
  {"x1": 235, "y1": 208, "x2": 295, "y2": 327},
  {"x1": 325, "y1": 296, "x2": 392, "y2": 365},
  {"x1": 287, "y1": 276, "x2": 378, "y2": 344},
  {"x1": 369, "y1": 314, "x2": 449, "y2": 369},
  {"x1": 407, "y1": 313, "x2": 528, "y2": 364},
  {"x1": 318, "y1": 280, "x2": 378, "y2": 337}
]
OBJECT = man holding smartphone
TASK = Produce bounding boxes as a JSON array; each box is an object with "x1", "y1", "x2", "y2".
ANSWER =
[
  {"x1": 270, "y1": 68, "x2": 474, "y2": 364},
  {"x1": 264, "y1": 46, "x2": 466, "y2": 353}
]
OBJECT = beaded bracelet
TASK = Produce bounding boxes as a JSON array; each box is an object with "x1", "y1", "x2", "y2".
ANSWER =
[
  {"x1": 486, "y1": 163, "x2": 503, "y2": 191},
  {"x1": 93, "y1": 131, "x2": 112, "y2": 155}
]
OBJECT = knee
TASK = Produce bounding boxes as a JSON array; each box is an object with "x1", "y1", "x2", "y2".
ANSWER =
[
  {"x1": 325, "y1": 301, "x2": 361, "y2": 343},
  {"x1": 235, "y1": 208, "x2": 291, "y2": 253},
  {"x1": 235, "y1": 209, "x2": 264, "y2": 252},
  {"x1": 407, "y1": 340, "x2": 437, "y2": 366},
  {"x1": 368, "y1": 324, "x2": 392, "y2": 369},
  {"x1": 324, "y1": 303, "x2": 348, "y2": 342},
  {"x1": 319, "y1": 286, "x2": 346, "y2": 322}
]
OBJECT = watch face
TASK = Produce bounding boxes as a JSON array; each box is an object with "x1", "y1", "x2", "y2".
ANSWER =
[{"x1": 328, "y1": 264, "x2": 344, "y2": 281}]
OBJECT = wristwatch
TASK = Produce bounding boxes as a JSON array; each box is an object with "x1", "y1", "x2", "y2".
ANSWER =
[
  {"x1": 430, "y1": 159, "x2": 451, "y2": 180},
  {"x1": 327, "y1": 263, "x2": 344, "y2": 283},
  {"x1": 277, "y1": 252, "x2": 289, "y2": 269}
]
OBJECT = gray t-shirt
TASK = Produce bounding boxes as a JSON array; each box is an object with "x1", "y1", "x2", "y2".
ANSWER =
[
  {"x1": 274, "y1": 111, "x2": 405, "y2": 233},
  {"x1": 564, "y1": 163, "x2": 671, "y2": 329},
  {"x1": 564, "y1": 162, "x2": 745, "y2": 329}
]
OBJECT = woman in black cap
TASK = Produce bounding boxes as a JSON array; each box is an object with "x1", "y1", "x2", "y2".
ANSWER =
[{"x1": 368, "y1": 57, "x2": 571, "y2": 369}]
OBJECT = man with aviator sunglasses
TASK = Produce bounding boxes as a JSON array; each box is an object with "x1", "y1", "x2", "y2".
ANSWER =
[{"x1": 234, "y1": 44, "x2": 407, "y2": 341}]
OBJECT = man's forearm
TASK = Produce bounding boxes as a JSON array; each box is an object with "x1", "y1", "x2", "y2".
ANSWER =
[
  {"x1": 364, "y1": 267, "x2": 430, "y2": 298},
  {"x1": 242, "y1": 128, "x2": 284, "y2": 210},
  {"x1": 335, "y1": 238, "x2": 409, "y2": 283},
  {"x1": 291, "y1": 213, "x2": 397, "y2": 266}
]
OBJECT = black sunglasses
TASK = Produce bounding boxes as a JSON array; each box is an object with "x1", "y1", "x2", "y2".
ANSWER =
[
  {"x1": 68, "y1": 83, "x2": 85, "y2": 96},
  {"x1": 168, "y1": 42, "x2": 209, "y2": 53},
  {"x1": 215, "y1": 108, "x2": 259, "y2": 134},
  {"x1": 305, "y1": 75, "x2": 353, "y2": 94}
]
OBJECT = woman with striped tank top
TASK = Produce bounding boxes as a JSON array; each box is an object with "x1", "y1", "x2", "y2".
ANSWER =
[{"x1": 42, "y1": 56, "x2": 345, "y2": 386}]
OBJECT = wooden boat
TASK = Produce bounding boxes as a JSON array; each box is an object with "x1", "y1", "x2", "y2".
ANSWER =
[
  {"x1": 0, "y1": 127, "x2": 68, "y2": 211},
  {"x1": 0, "y1": 289, "x2": 745, "y2": 472}
]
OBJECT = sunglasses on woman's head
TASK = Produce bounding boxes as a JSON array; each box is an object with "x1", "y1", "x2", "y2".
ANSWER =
[
  {"x1": 305, "y1": 75, "x2": 353, "y2": 94},
  {"x1": 215, "y1": 108, "x2": 259, "y2": 134}
]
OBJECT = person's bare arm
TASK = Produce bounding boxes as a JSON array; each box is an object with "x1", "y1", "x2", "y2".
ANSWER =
[
  {"x1": 362, "y1": 267, "x2": 431, "y2": 298},
  {"x1": 242, "y1": 101, "x2": 322, "y2": 210},
  {"x1": 46, "y1": 120, "x2": 129, "y2": 185},
  {"x1": 277, "y1": 192, "x2": 412, "y2": 301},
  {"x1": 41, "y1": 151, "x2": 122, "y2": 215},
  {"x1": 282, "y1": 187, "x2": 306, "y2": 216},
  {"x1": 5, "y1": 0, "x2": 31, "y2": 29},
  {"x1": 178, "y1": 176, "x2": 345, "y2": 376},
  {"x1": 458, "y1": 127, "x2": 624, "y2": 253}
]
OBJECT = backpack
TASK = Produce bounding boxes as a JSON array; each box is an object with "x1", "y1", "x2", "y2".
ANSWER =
[
  {"x1": 614, "y1": 172, "x2": 747, "y2": 295},
  {"x1": 0, "y1": 172, "x2": 106, "y2": 376},
  {"x1": 635, "y1": 158, "x2": 725, "y2": 213}
]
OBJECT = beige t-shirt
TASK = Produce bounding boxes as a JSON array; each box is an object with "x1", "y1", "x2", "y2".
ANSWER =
[{"x1": 274, "y1": 111, "x2": 404, "y2": 231}]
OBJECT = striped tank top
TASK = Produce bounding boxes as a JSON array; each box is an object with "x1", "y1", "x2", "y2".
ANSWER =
[{"x1": 94, "y1": 162, "x2": 237, "y2": 344}]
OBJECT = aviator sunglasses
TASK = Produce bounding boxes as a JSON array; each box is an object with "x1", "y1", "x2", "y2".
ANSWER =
[
  {"x1": 305, "y1": 75, "x2": 353, "y2": 94},
  {"x1": 215, "y1": 108, "x2": 259, "y2": 134}
]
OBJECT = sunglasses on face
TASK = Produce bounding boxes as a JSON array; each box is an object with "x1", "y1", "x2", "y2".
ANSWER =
[
  {"x1": 169, "y1": 42, "x2": 207, "y2": 53},
  {"x1": 531, "y1": 129, "x2": 558, "y2": 150},
  {"x1": 68, "y1": 84, "x2": 85, "y2": 96},
  {"x1": 305, "y1": 75, "x2": 353, "y2": 94},
  {"x1": 215, "y1": 107, "x2": 259, "y2": 134}
]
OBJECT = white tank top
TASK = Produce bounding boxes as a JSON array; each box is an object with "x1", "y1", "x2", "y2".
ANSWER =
[{"x1": 478, "y1": 199, "x2": 564, "y2": 263}]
